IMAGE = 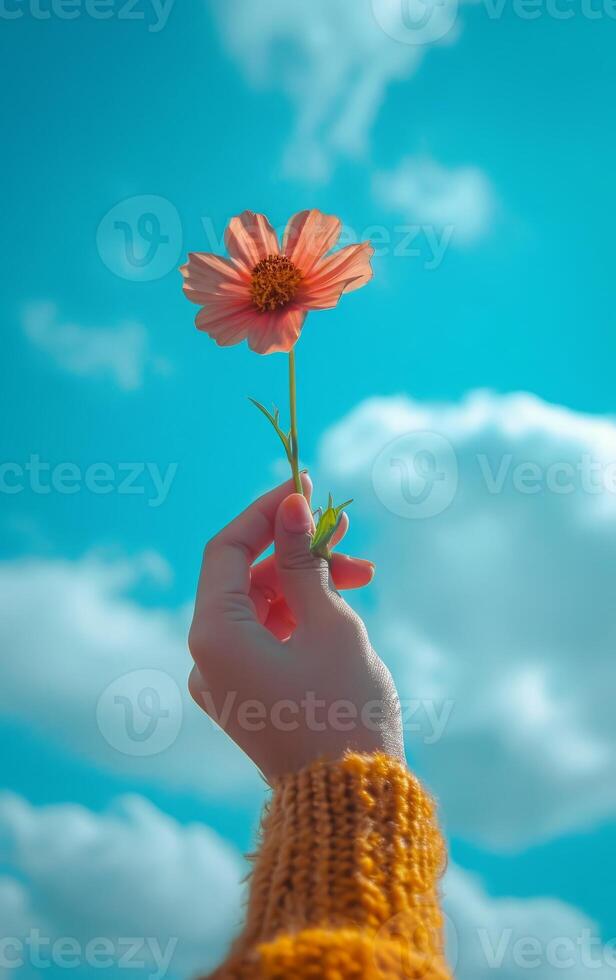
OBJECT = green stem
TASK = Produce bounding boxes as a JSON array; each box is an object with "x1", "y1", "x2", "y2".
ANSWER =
[{"x1": 288, "y1": 348, "x2": 303, "y2": 495}]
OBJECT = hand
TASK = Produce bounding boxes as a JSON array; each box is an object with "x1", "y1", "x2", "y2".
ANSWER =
[{"x1": 188, "y1": 474, "x2": 404, "y2": 780}]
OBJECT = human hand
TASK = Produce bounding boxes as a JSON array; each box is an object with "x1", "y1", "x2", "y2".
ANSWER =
[{"x1": 188, "y1": 474, "x2": 404, "y2": 780}]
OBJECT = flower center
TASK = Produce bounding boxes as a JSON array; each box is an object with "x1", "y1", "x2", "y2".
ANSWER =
[{"x1": 250, "y1": 254, "x2": 302, "y2": 313}]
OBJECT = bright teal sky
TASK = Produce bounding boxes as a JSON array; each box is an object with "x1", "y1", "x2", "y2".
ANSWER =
[{"x1": 1, "y1": 0, "x2": 616, "y2": 974}]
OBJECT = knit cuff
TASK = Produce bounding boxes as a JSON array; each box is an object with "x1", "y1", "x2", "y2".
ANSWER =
[{"x1": 239, "y1": 752, "x2": 447, "y2": 949}]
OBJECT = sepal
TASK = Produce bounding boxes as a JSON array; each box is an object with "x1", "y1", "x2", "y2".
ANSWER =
[{"x1": 310, "y1": 493, "x2": 352, "y2": 559}]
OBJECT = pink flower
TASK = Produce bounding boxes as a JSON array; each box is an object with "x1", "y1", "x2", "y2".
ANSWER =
[{"x1": 180, "y1": 209, "x2": 374, "y2": 354}]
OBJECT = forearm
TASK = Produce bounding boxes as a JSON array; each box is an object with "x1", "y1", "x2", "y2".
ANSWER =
[{"x1": 210, "y1": 752, "x2": 452, "y2": 979}]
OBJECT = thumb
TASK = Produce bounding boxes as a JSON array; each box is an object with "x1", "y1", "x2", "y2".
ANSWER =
[{"x1": 274, "y1": 493, "x2": 335, "y2": 624}]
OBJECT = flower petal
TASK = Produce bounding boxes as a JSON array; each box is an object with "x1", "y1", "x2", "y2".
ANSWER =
[
  {"x1": 282, "y1": 209, "x2": 342, "y2": 276},
  {"x1": 224, "y1": 211, "x2": 279, "y2": 269},
  {"x1": 247, "y1": 307, "x2": 306, "y2": 355},
  {"x1": 180, "y1": 252, "x2": 250, "y2": 305},
  {"x1": 297, "y1": 242, "x2": 374, "y2": 310},
  {"x1": 195, "y1": 300, "x2": 256, "y2": 347}
]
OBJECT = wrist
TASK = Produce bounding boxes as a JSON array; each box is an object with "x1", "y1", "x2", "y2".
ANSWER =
[{"x1": 244, "y1": 752, "x2": 446, "y2": 940}]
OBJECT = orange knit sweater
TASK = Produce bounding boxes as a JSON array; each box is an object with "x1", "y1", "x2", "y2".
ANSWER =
[{"x1": 208, "y1": 752, "x2": 452, "y2": 979}]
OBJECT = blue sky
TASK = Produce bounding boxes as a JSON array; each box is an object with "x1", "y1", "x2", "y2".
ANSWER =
[{"x1": 1, "y1": 1, "x2": 616, "y2": 976}]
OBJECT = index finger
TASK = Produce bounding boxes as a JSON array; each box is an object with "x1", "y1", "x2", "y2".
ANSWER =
[{"x1": 195, "y1": 472, "x2": 312, "y2": 614}]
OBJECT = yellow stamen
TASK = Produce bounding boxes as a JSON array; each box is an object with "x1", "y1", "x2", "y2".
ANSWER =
[{"x1": 250, "y1": 254, "x2": 302, "y2": 313}]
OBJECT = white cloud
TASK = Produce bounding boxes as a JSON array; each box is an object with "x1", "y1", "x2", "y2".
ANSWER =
[
  {"x1": 209, "y1": 0, "x2": 461, "y2": 181},
  {"x1": 3, "y1": 798, "x2": 612, "y2": 980},
  {"x1": 374, "y1": 155, "x2": 495, "y2": 244},
  {"x1": 21, "y1": 302, "x2": 165, "y2": 390},
  {"x1": 317, "y1": 390, "x2": 616, "y2": 847},
  {"x1": 445, "y1": 865, "x2": 616, "y2": 978},
  {"x1": 3, "y1": 393, "x2": 616, "y2": 851},
  {"x1": 0, "y1": 552, "x2": 259, "y2": 800},
  {"x1": 0, "y1": 792, "x2": 243, "y2": 978}
]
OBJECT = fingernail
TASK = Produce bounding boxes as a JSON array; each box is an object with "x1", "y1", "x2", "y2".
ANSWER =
[
  {"x1": 281, "y1": 493, "x2": 314, "y2": 534},
  {"x1": 352, "y1": 557, "x2": 376, "y2": 581},
  {"x1": 300, "y1": 470, "x2": 313, "y2": 496}
]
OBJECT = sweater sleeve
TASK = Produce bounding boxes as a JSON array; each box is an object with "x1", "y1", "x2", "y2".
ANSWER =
[{"x1": 208, "y1": 752, "x2": 452, "y2": 980}]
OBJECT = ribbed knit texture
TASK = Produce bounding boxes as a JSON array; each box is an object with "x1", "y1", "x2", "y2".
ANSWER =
[{"x1": 207, "y1": 752, "x2": 452, "y2": 979}]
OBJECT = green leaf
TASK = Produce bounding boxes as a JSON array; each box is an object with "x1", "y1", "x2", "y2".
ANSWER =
[
  {"x1": 310, "y1": 495, "x2": 353, "y2": 559},
  {"x1": 248, "y1": 397, "x2": 292, "y2": 462}
]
